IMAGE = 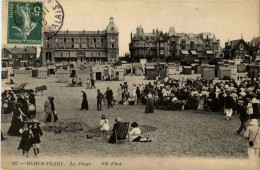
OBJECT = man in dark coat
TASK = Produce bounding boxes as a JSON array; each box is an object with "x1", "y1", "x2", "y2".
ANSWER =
[
  {"x1": 91, "y1": 78, "x2": 96, "y2": 89},
  {"x1": 224, "y1": 91, "x2": 234, "y2": 120},
  {"x1": 106, "y1": 87, "x2": 113, "y2": 108},
  {"x1": 237, "y1": 99, "x2": 249, "y2": 135},
  {"x1": 97, "y1": 89, "x2": 103, "y2": 110}
]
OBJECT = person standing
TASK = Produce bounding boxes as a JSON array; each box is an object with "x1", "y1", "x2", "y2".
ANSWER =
[
  {"x1": 28, "y1": 93, "x2": 36, "y2": 118},
  {"x1": 18, "y1": 122, "x2": 32, "y2": 157},
  {"x1": 100, "y1": 115, "x2": 109, "y2": 138},
  {"x1": 81, "y1": 91, "x2": 89, "y2": 110},
  {"x1": 49, "y1": 97, "x2": 58, "y2": 122},
  {"x1": 237, "y1": 99, "x2": 249, "y2": 135},
  {"x1": 106, "y1": 87, "x2": 113, "y2": 108},
  {"x1": 8, "y1": 103, "x2": 25, "y2": 136},
  {"x1": 44, "y1": 97, "x2": 54, "y2": 123},
  {"x1": 91, "y1": 78, "x2": 96, "y2": 89},
  {"x1": 136, "y1": 86, "x2": 141, "y2": 104},
  {"x1": 31, "y1": 119, "x2": 43, "y2": 157},
  {"x1": 224, "y1": 90, "x2": 234, "y2": 120},
  {"x1": 86, "y1": 79, "x2": 91, "y2": 89},
  {"x1": 117, "y1": 84, "x2": 123, "y2": 102},
  {"x1": 97, "y1": 89, "x2": 103, "y2": 110},
  {"x1": 244, "y1": 119, "x2": 260, "y2": 165},
  {"x1": 78, "y1": 78, "x2": 82, "y2": 87},
  {"x1": 145, "y1": 92, "x2": 154, "y2": 113}
]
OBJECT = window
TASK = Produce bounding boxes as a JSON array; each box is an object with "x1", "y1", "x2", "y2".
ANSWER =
[
  {"x1": 56, "y1": 38, "x2": 58, "y2": 42},
  {"x1": 240, "y1": 44, "x2": 243, "y2": 50},
  {"x1": 72, "y1": 38, "x2": 74, "y2": 43},
  {"x1": 111, "y1": 37, "x2": 115, "y2": 42},
  {"x1": 101, "y1": 39, "x2": 103, "y2": 44},
  {"x1": 111, "y1": 44, "x2": 115, "y2": 48},
  {"x1": 94, "y1": 38, "x2": 96, "y2": 43},
  {"x1": 181, "y1": 39, "x2": 186, "y2": 50},
  {"x1": 64, "y1": 38, "x2": 66, "y2": 43},
  {"x1": 146, "y1": 37, "x2": 149, "y2": 40}
]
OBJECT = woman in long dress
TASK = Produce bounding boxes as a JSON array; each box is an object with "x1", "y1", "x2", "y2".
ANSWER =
[
  {"x1": 8, "y1": 103, "x2": 25, "y2": 136},
  {"x1": 81, "y1": 91, "x2": 89, "y2": 110},
  {"x1": 145, "y1": 93, "x2": 154, "y2": 113}
]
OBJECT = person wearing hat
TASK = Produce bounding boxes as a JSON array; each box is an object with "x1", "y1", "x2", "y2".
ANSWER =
[
  {"x1": 8, "y1": 103, "x2": 26, "y2": 136},
  {"x1": 18, "y1": 122, "x2": 32, "y2": 157},
  {"x1": 128, "y1": 122, "x2": 141, "y2": 142},
  {"x1": 244, "y1": 119, "x2": 260, "y2": 163},
  {"x1": 96, "y1": 89, "x2": 103, "y2": 110},
  {"x1": 251, "y1": 93, "x2": 260, "y2": 119},
  {"x1": 31, "y1": 119, "x2": 43, "y2": 157},
  {"x1": 28, "y1": 93, "x2": 36, "y2": 118},
  {"x1": 100, "y1": 115, "x2": 109, "y2": 138},
  {"x1": 81, "y1": 91, "x2": 89, "y2": 111},
  {"x1": 106, "y1": 87, "x2": 114, "y2": 108},
  {"x1": 108, "y1": 117, "x2": 122, "y2": 144},
  {"x1": 145, "y1": 92, "x2": 154, "y2": 113},
  {"x1": 224, "y1": 90, "x2": 234, "y2": 120},
  {"x1": 43, "y1": 97, "x2": 54, "y2": 123},
  {"x1": 236, "y1": 99, "x2": 249, "y2": 135}
]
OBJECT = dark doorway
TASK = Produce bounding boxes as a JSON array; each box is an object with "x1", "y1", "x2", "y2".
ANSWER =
[{"x1": 96, "y1": 72, "x2": 102, "y2": 80}]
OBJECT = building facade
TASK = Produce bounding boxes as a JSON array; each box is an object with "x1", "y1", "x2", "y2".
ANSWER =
[
  {"x1": 249, "y1": 37, "x2": 260, "y2": 63},
  {"x1": 2, "y1": 47, "x2": 38, "y2": 67},
  {"x1": 41, "y1": 17, "x2": 119, "y2": 65},
  {"x1": 129, "y1": 26, "x2": 220, "y2": 62},
  {"x1": 222, "y1": 38, "x2": 251, "y2": 60}
]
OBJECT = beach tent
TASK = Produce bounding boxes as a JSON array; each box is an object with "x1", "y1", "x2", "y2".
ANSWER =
[
  {"x1": 37, "y1": 67, "x2": 48, "y2": 79},
  {"x1": 56, "y1": 68, "x2": 70, "y2": 83}
]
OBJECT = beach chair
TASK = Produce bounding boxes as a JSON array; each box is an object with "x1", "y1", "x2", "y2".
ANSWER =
[{"x1": 114, "y1": 122, "x2": 130, "y2": 143}]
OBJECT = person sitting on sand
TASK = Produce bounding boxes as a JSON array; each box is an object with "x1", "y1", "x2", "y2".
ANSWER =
[{"x1": 128, "y1": 122, "x2": 141, "y2": 142}]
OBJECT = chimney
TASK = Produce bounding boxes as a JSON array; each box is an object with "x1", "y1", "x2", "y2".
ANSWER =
[
  {"x1": 98, "y1": 30, "x2": 99, "y2": 35},
  {"x1": 109, "y1": 17, "x2": 114, "y2": 23},
  {"x1": 67, "y1": 30, "x2": 68, "y2": 34},
  {"x1": 131, "y1": 32, "x2": 132, "y2": 41},
  {"x1": 153, "y1": 29, "x2": 155, "y2": 34},
  {"x1": 83, "y1": 30, "x2": 85, "y2": 34}
]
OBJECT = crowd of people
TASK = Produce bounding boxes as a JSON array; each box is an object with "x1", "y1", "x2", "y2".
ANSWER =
[{"x1": 2, "y1": 75, "x2": 260, "y2": 160}]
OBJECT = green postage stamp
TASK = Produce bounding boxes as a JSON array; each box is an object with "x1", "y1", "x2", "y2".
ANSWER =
[{"x1": 8, "y1": 1, "x2": 43, "y2": 45}]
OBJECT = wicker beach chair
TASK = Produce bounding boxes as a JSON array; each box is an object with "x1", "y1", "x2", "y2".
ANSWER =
[{"x1": 114, "y1": 122, "x2": 130, "y2": 143}]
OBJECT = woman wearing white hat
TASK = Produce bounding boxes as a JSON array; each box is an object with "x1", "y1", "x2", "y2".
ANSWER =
[{"x1": 244, "y1": 119, "x2": 260, "y2": 163}]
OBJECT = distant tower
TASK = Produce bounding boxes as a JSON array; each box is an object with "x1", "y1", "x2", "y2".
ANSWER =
[{"x1": 106, "y1": 17, "x2": 119, "y2": 63}]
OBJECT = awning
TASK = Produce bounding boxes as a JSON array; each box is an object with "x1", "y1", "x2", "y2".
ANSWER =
[
  {"x1": 55, "y1": 51, "x2": 62, "y2": 58},
  {"x1": 255, "y1": 56, "x2": 260, "y2": 61},
  {"x1": 70, "y1": 51, "x2": 77, "y2": 58},
  {"x1": 99, "y1": 51, "x2": 107, "y2": 57},
  {"x1": 85, "y1": 52, "x2": 92, "y2": 57},
  {"x1": 81, "y1": 44, "x2": 87, "y2": 48},
  {"x1": 62, "y1": 52, "x2": 70, "y2": 58},
  {"x1": 191, "y1": 51, "x2": 197, "y2": 55},
  {"x1": 181, "y1": 50, "x2": 189, "y2": 55},
  {"x1": 206, "y1": 51, "x2": 214, "y2": 55}
]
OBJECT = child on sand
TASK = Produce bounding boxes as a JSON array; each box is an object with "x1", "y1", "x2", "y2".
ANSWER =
[
  {"x1": 100, "y1": 115, "x2": 109, "y2": 138},
  {"x1": 31, "y1": 119, "x2": 43, "y2": 157},
  {"x1": 18, "y1": 122, "x2": 32, "y2": 157}
]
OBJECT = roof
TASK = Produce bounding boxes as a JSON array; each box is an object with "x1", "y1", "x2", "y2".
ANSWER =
[
  {"x1": 225, "y1": 39, "x2": 249, "y2": 52},
  {"x1": 249, "y1": 37, "x2": 260, "y2": 47},
  {"x1": 56, "y1": 30, "x2": 106, "y2": 35},
  {"x1": 4, "y1": 47, "x2": 37, "y2": 54},
  {"x1": 106, "y1": 17, "x2": 118, "y2": 33}
]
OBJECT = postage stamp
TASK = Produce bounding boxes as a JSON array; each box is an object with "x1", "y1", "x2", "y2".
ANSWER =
[{"x1": 7, "y1": 1, "x2": 43, "y2": 45}]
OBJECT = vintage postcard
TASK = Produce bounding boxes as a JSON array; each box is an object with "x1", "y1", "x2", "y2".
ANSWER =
[{"x1": 1, "y1": 0, "x2": 260, "y2": 170}]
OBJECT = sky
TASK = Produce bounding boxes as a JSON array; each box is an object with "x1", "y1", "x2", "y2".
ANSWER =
[{"x1": 2, "y1": 0, "x2": 260, "y2": 57}]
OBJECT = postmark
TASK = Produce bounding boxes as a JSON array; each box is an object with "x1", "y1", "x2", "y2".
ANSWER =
[
  {"x1": 7, "y1": 1, "x2": 43, "y2": 45},
  {"x1": 42, "y1": 0, "x2": 64, "y2": 39}
]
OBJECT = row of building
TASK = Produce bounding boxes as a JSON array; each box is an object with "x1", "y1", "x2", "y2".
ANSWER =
[{"x1": 2, "y1": 17, "x2": 260, "y2": 67}]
